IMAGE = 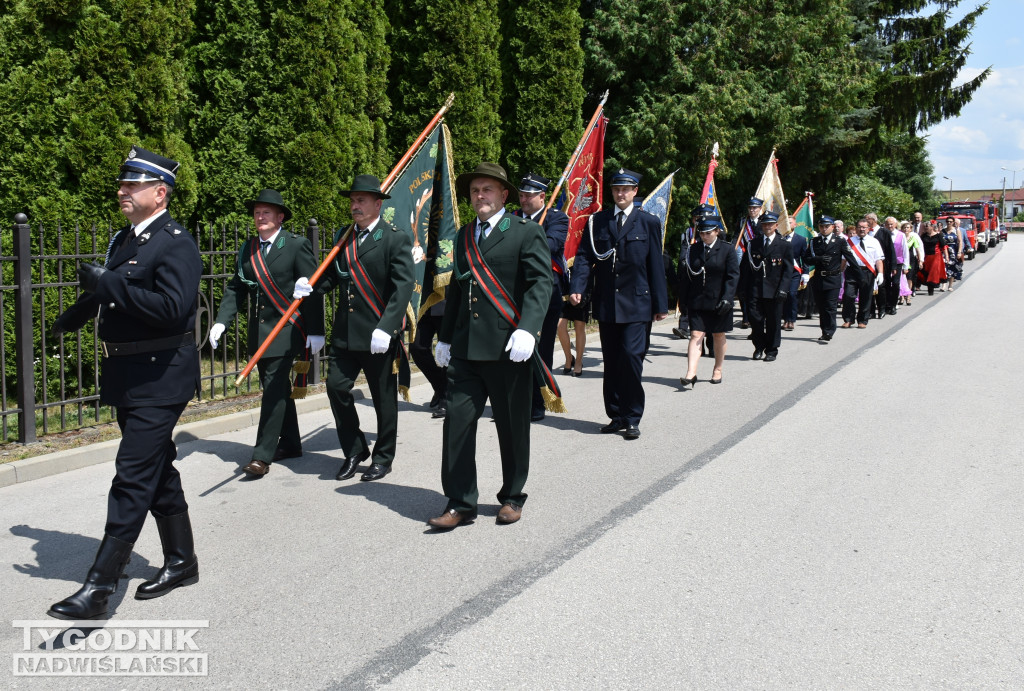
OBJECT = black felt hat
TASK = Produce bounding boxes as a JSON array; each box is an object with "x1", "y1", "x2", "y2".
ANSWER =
[
  {"x1": 245, "y1": 189, "x2": 292, "y2": 222},
  {"x1": 340, "y1": 174, "x2": 391, "y2": 200},
  {"x1": 456, "y1": 162, "x2": 518, "y2": 203}
]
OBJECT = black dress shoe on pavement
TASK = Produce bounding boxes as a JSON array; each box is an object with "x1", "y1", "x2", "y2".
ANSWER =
[
  {"x1": 360, "y1": 463, "x2": 391, "y2": 482},
  {"x1": 680, "y1": 375, "x2": 697, "y2": 388},
  {"x1": 336, "y1": 449, "x2": 371, "y2": 481},
  {"x1": 752, "y1": 349, "x2": 764, "y2": 360},
  {"x1": 428, "y1": 508, "x2": 477, "y2": 529},
  {"x1": 272, "y1": 447, "x2": 302, "y2": 462},
  {"x1": 623, "y1": 425, "x2": 641, "y2": 440},
  {"x1": 531, "y1": 409, "x2": 545, "y2": 422},
  {"x1": 600, "y1": 420, "x2": 626, "y2": 433},
  {"x1": 764, "y1": 354, "x2": 777, "y2": 362},
  {"x1": 431, "y1": 403, "x2": 447, "y2": 419}
]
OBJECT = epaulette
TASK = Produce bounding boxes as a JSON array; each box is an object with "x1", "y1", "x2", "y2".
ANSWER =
[{"x1": 160, "y1": 222, "x2": 186, "y2": 238}]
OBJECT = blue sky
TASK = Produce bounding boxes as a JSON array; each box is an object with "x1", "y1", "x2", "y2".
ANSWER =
[{"x1": 925, "y1": 1, "x2": 1024, "y2": 192}]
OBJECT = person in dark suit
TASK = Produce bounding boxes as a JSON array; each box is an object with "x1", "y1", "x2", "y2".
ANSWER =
[
  {"x1": 678, "y1": 214, "x2": 739, "y2": 386},
  {"x1": 293, "y1": 175, "x2": 414, "y2": 483},
  {"x1": 802, "y1": 215, "x2": 850, "y2": 342},
  {"x1": 782, "y1": 218, "x2": 807, "y2": 331},
  {"x1": 866, "y1": 212, "x2": 896, "y2": 318},
  {"x1": 739, "y1": 211, "x2": 793, "y2": 362},
  {"x1": 428, "y1": 163, "x2": 551, "y2": 529},
  {"x1": 410, "y1": 298, "x2": 449, "y2": 419},
  {"x1": 513, "y1": 172, "x2": 569, "y2": 422},
  {"x1": 48, "y1": 146, "x2": 202, "y2": 618},
  {"x1": 569, "y1": 168, "x2": 668, "y2": 440},
  {"x1": 210, "y1": 189, "x2": 325, "y2": 477},
  {"x1": 841, "y1": 218, "x2": 885, "y2": 328}
]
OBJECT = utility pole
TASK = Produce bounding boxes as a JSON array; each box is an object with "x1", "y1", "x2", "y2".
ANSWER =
[{"x1": 942, "y1": 176, "x2": 953, "y2": 202}]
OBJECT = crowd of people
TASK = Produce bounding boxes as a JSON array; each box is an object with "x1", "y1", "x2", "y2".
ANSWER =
[{"x1": 43, "y1": 144, "x2": 982, "y2": 621}]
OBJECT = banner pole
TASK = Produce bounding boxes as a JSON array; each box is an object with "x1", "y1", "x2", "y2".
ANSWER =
[
  {"x1": 538, "y1": 90, "x2": 609, "y2": 225},
  {"x1": 234, "y1": 94, "x2": 456, "y2": 386}
]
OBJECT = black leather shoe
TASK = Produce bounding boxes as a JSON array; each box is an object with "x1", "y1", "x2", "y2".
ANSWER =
[
  {"x1": 336, "y1": 449, "x2": 370, "y2": 481},
  {"x1": 428, "y1": 392, "x2": 441, "y2": 410},
  {"x1": 764, "y1": 354, "x2": 777, "y2": 362},
  {"x1": 48, "y1": 534, "x2": 133, "y2": 620},
  {"x1": 531, "y1": 410, "x2": 545, "y2": 422},
  {"x1": 135, "y1": 512, "x2": 199, "y2": 600},
  {"x1": 623, "y1": 425, "x2": 641, "y2": 440},
  {"x1": 680, "y1": 375, "x2": 697, "y2": 387},
  {"x1": 431, "y1": 404, "x2": 447, "y2": 419},
  {"x1": 360, "y1": 462, "x2": 391, "y2": 482},
  {"x1": 752, "y1": 349, "x2": 764, "y2": 360},
  {"x1": 600, "y1": 420, "x2": 625, "y2": 433}
]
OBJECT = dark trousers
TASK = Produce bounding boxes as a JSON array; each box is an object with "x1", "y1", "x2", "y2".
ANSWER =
[
  {"x1": 106, "y1": 402, "x2": 190, "y2": 542},
  {"x1": 326, "y1": 346, "x2": 398, "y2": 466},
  {"x1": 252, "y1": 355, "x2": 301, "y2": 461},
  {"x1": 410, "y1": 312, "x2": 447, "y2": 400},
  {"x1": 783, "y1": 273, "x2": 801, "y2": 322},
  {"x1": 748, "y1": 296, "x2": 783, "y2": 356},
  {"x1": 598, "y1": 321, "x2": 648, "y2": 426},
  {"x1": 885, "y1": 271, "x2": 900, "y2": 311},
  {"x1": 812, "y1": 284, "x2": 841, "y2": 336},
  {"x1": 842, "y1": 273, "x2": 873, "y2": 325},
  {"x1": 442, "y1": 357, "x2": 532, "y2": 512},
  {"x1": 532, "y1": 289, "x2": 563, "y2": 414}
]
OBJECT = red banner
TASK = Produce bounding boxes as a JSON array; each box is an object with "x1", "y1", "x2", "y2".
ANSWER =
[{"x1": 562, "y1": 117, "x2": 607, "y2": 261}]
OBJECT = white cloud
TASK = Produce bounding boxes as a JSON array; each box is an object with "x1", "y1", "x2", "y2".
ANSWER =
[{"x1": 929, "y1": 123, "x2": 991, "y2": 151}]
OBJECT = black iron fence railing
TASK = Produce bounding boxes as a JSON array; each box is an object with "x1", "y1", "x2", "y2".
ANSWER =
[{"x1": 1, "y1": 213, "x2": 338, "y2": 444}]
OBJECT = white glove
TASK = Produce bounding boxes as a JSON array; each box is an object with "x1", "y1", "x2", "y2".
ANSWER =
[
  {"x1": 435, "y1": 341, "x2": 451, "y2": 368},
  {"x1": 411, "y1": 245, "x2": 425, "y2": 264},
  {"x1": 370, "y1": 328, "x2": 392, "y2": 354},
  {"x1": 209, "y1": 323, "x2": 226, "y2": 349},
  {"x1": 504, "y1": 329, "x2": 536, "y2": 363},
  {"x1": 874, "y1": 272, "x2": 883, "y2": 289},
  {"x1": 306, "y1": 335, "x2": 325, "y2": 353},
  {"x1": 293, "y1": 277, "x2": 313, "y2": 300},
  {"x1": 800, "y1": 273, "x2": 810, "y2": 286}
]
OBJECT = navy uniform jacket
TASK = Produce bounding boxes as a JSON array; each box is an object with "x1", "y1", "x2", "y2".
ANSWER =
[
  {"x1": 514, "y1": 208, "x2": 569, "y2": 296},
  {"x1": 316, "y1": 220, "x2": 415, "y2": 352},
  {"x1": 570, "y1": 207, "x2": 668, "y2": 323},
  {"x1": 678, "y1": 240, "x2": 740, "y2": 311},
  {"x1": 215, "y1": 231, "x2": 325, "y2": 359},
  {"x1": 56, "y1": 210, "x2": 201, "y2": 407},
  {"x1": 803, "y1": 234, "x2": 852, "y2": 291},
  {"x1": 739, "y1": 234, "x2": 794, "y2": 300},
  {"x1": 787, "y1": 233, "x2": 807, "y2": 274},
  {"x1": 439, "y1": 213, "x2": 551, "y2": 361}
]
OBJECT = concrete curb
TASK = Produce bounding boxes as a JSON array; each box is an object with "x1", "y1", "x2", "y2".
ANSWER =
[{"x1": 0, "y1": 371, "x2": 427, "y2": 489}]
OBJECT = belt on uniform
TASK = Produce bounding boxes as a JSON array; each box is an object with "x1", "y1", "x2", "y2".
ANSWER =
[
  {"x1": 819, "y1": 270, "x2": 840, "y2": 276},
  {"x1": 102, "y1": 331, "x2": 195, "y2": 357}
]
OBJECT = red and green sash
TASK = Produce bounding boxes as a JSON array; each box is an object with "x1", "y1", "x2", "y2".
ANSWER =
[
  {"x1": 461, "y1": 221, "x2": 565, "y2": 413},
  {"x1": 248, "y1": 238, "x2": 313, "y2": 397}
]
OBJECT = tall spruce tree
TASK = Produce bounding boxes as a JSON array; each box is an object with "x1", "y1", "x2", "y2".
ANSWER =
[
  {"x1": 385, "y1": 0, "x2": 503, "y2": 173},
  {"x1": 498, "y1": 0, "x2": 585, "y2": 184},
  {"x1": 0, "y1": 0, "x2": 195, "y2": 223}
]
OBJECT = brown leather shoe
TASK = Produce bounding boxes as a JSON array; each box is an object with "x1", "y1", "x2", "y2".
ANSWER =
[
  {"x1": 243, "y1": 459, "x2": 270, "y2": 476},
  {"x1": 496, "y1": 503, "x2": 522, "y2": 524},
  {"x1": 427, "y1": 509, "x2": 476, "y2": 529}
]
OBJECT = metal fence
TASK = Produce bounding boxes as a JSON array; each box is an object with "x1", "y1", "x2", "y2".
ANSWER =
[{"x1": 1, "y1": 213, "x2": 334, "y2": 444}]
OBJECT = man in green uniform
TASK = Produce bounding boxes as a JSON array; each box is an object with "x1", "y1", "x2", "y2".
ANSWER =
[
  {"x1": 428, "y1": 163, "x2": 551, "y2": 529},
  {"x1": 293, "y1": 175, "x2": 414, "y2": 482},
  {"x1": 210, "y1": 189, "x2": 325, "y2": 477}
]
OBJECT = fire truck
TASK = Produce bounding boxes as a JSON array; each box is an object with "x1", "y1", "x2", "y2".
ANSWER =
[{"x1": 939, "y1": 201, "x2": 999, "y2": 253}]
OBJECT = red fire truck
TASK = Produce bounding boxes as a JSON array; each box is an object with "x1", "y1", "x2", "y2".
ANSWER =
[{"x1": 939, "y1": 201, "x2": 999, "y2": 252}]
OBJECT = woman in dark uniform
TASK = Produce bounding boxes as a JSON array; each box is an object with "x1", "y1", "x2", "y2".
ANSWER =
[
  {"x1": 678, "y1": 214, "x2": 740, "y2": 386},
  {"x1": 557, "y1": 266, "x2": 591, "y2": 376}
]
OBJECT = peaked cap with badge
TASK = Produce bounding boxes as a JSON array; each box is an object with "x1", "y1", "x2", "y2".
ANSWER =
[{"x1": 116, "y1": 146, "x2": 180, "y2": 187}]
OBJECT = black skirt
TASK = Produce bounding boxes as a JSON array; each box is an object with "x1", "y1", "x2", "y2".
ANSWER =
[
  {"x1": 688, "y1": 308, "x2": 732, "y2": 334},
  {"x1": 561, "y1": 293, "x2": 591, "y2": 323}
]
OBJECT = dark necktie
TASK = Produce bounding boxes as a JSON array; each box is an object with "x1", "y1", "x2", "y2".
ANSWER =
[
  {"x1": 478, "y1": 221, "x2": 490, "y2": 244},
  {"x1": 617, "y1": 212, "x2": 625, "y2": 231},
  {"x1": 260, "y1": 240, "x2": 270, "y2": 256}
]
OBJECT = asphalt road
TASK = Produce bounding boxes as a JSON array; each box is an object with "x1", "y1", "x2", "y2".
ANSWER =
[{"x1": 2, "y1": 240, "x2": 1021, "y2": 689}]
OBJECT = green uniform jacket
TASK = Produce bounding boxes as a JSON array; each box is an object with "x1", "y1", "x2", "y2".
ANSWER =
[
  {"x1": 215, "y1": 231, "x2": 325, "y2": 359},
  {"x1": 318, "y1": 220, "x2": 415, "y2": 351},
  {"x1": 440, "y1": 212, "x2": 551, "y2": 361}
]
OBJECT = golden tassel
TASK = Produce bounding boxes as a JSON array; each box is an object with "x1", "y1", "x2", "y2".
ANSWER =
[
  {"x1": 541, "y1": 386, "x2": 567, "y2": 413},
  {"x1": 399, "y1": 385, "x2": 411, "y2": 403},
  {"x1": 290, "y1": 386, "x2": 307, "y2": 400},
  {"x1": 392, "y1": 357, "x2": 400, "y2": 375},
  {"x1": 292, "y1": 360, "x2": 310, "y2": 375}
]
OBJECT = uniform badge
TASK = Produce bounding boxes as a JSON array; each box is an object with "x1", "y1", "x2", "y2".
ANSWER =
[
  {"x1": 128, "y1": 147, "x2": 137, "y2": 159},
  {"x1": 173, "y1": 229, "x2": 181, "y2": 235},
  {"x1": 618, "y1": 168, "x2": 624, "y2": 175},
  {"x1": 498, "y1": 217, "x2": 511, "y2": 233},
  {"x1": 139, "y1": 232, "x2": 151, "y2": 244}
]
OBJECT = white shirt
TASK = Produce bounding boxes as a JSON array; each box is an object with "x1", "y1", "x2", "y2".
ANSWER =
[
  {"x1": 762, "y1": 232, "x2": 776, "y2": 247},
  {"x1": 356, "y1": 217, "x2": 380, "y2": 243},
  {"x1": 132, "y1": 210, "x2": 165, "y2": 237},
  {"x1": 850, "y1": 235, "x2": 884, "y2": 267},
  {"x1": 476, "y1": 209, "x2": 506, "y2": 242},
  {"x1": 259, "y1": 227, "x2": 282, "y2": 250},
  {"x1": 615, "y1": 204, "x2": 634, "y2": 224}
]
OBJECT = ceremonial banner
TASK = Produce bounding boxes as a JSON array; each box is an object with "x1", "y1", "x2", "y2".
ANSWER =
[
  {"x1": 643, "y1": 171, "x2": 675, "y2": 250},
  {"x1": 753, "y1": 150, "x2": 791, "y2": 234},
  {"x1": 558, "y1": 116, "x2": 607, "y2": 262},
  {"x1": 380, "y1": 123, "x2": 459, "y2": 319},
  {"x1": 791, "y1": 194, "x2": 815, "y2": 241}
]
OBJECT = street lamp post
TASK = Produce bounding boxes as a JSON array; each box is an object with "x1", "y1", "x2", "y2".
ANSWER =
[
  {"x1": 942, "y1": 176, "x2": 953, "y2": 202},
  {"x1": 1001, "y1": 167, "x2": 1022, "y2": 221}
]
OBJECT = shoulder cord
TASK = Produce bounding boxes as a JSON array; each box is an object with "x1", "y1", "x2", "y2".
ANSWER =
[
  {"x1": 747, "y1": 241, "x2": 766, "y2": 273},
  {"x1": 588, "y1": 215, "x2": 616, "y2": 268},
  {"x1": 685, "y1": 245, "x2": 706, "y2": 288}
]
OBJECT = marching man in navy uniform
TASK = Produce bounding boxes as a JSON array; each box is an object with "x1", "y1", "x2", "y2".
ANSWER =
[
  {"x1": 429, "y1": 163, "x2": 552, "y2": 529},
  {"x1": 569, "y1": 168, "x2": 668, "y2": 440},
  {"x1": 209, "y1": 189, "x2": 325, "y2": 476},
  {"x1": 739, "y1": 211, "x2": 793, "y2": 361},
  {"x1": 293, "y1": 175, "x2": 414, "y2": 482},
  {"x1": 48, "y1": 146, "x2": 202, "y2": 618},
  {"x1": 514, "y1": 172, "x2": 569, "y2": 422},
  {"x1": 801, "y1": 216, "x2": 850, "y2": 342}
]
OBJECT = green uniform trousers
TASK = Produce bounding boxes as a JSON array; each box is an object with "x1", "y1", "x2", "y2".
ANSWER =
[
  {"x1": 326, "y1": 346, "x2": 398, "y2": 466},
  {"x1": 253, "y1": 356, "x2": 301, "y2": 462},
  {"x1": 441, "y1": 357, "x2": 531, "y2": 513}
]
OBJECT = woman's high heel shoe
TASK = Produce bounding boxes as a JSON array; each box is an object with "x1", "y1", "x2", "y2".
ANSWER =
[
  {"x1": 562, "y1": 354, "x2": 575, "y2": 375},
  {"x1": 680, "y1": 375, "x2": 697, "y2": 387}
]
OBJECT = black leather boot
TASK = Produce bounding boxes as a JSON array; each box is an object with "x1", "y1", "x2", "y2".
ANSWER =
[
  {"x1": 48, "y1": 534, "x2": 134, "y2": 620},
  {"x1": 135, "y1": 511, "x2": 199, "y2": 600}
]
